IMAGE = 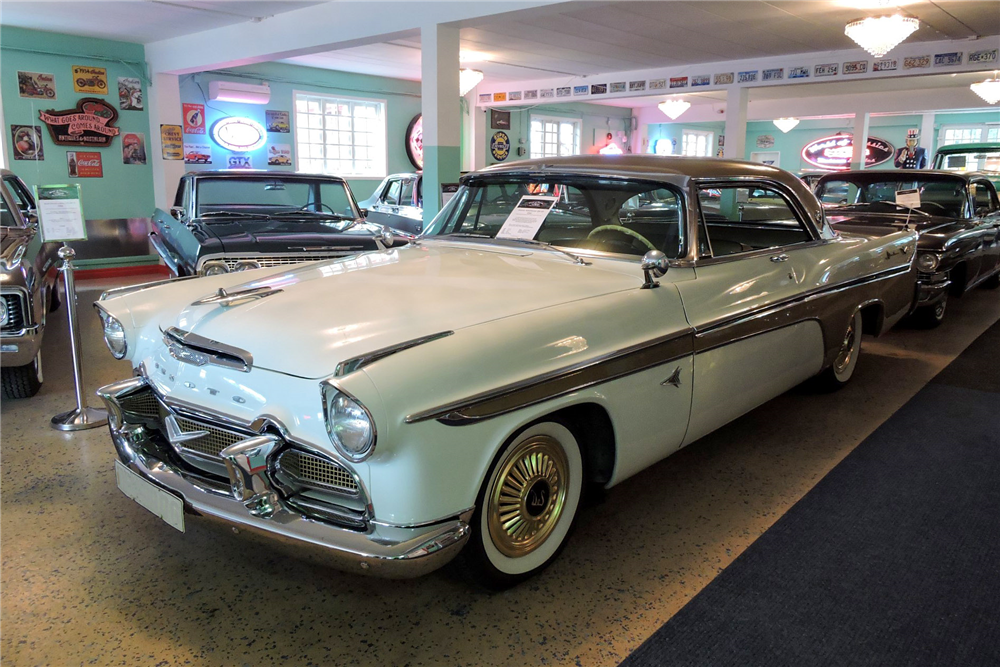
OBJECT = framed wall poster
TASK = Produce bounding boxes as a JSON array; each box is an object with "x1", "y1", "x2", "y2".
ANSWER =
[
  {"x1": 267, "y1": 144, "x2": 292, "y2": 166},
  {"x1": 122, "y1": 133, "x2": 147, "y2": 165},
  {"x1": 72, "y1": 66, "x2": 107, "y2": 94},
  {"x1": 183, "y1": 103, "x2": 206, "y2": 134},
  {"x1": 750, "y1": 151, "x2": 780, "y2": 167},
  {"x1": 160, "y1": 124, "x2": 184, "y2": 160},
  {"x1": 265, "y1": 110, "x2": 290, "y2": 133},
  {"x1": 183, "y1": 143, "x2": 212, "y2": 164},
  {"x1": 118, "y1": 77, "x2": 143, "y2": 110},
  {"x1": 11, "y1": 125, "x2": 45, "y2": 160},
  {"x1": 18, "y1": 71, "x2": 56, "y2": 99},
  {"x1": 66, "y1": 151, "x2": 103, "y2": 177},
  {"x1": 491, "y1": 109, "x2": 511, "y2": 130},
  {"x1": 33, "y1": 184, "x2": 87, "y2": 242}
]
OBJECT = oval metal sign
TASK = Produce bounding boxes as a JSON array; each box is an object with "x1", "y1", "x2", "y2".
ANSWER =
[
  {"x1": 405, "y1": 114, "x2": 423, "y2": 170},
  {"x1": 210, "y1": 117, "x2": 266, "y2": 152},
  {"x1": 801, "y1": 134, "x2": 894, "y2": 171},
  {"x1": 490, "y1": 131, "x2": 510, "y2": 162}
]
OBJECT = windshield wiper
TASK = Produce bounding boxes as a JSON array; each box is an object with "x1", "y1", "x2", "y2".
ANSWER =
[
  {"x1": 499, "y1": 238, "x2": 591, "y2": 265},
  {"x1": 270, "y1": 211, "x2": 354, "y2": 221},
  {"x1": 199, "y1": 211, "x2": 271, "y2": 222}
]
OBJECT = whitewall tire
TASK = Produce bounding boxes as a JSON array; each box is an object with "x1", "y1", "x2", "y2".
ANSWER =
[
  {"x1": 815, "y1": 309, "x2": 862, "y2": 391},
  {"x1": 466, "y1": 421, "x2": 584, "y2": 588}
]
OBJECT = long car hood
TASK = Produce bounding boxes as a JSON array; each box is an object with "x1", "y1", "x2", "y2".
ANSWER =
[
  {"x1": 164, "y1": 242, "x2": 640, "y2": 378},
  {"x1": 195, "y1": 218, "x2": 384, "y2": 253}
]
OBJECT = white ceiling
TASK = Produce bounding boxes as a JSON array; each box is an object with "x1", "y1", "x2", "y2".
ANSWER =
[{"x1": 0, "y1": 1, "x2": 319, "y2": 43}]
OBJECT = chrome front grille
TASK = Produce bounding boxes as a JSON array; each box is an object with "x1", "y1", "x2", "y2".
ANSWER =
[
  {"x1": 278, "y1": 449, "x2": 358, "y2": 495},
  {"x1": 221, "y1": 253, "x2": 352, "y2": 270},
  {"x1": 119, "y1": 390, "x2": 161, "y2": 419},
  {"x1": 174, "y1": 416, "x2": 250, "y2": 459},
  {"x1": 1, "y1": 293, "x2": 26, "y2": 334}
]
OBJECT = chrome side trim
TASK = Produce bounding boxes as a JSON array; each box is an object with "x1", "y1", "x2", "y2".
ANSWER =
[
  {"x1": 334, "y1": 331, "x2": 454, "y2": 377},
  {"x1": 162, "y1": 326, "x2": 253, "y2": 372},
  {"x1": 98, "y1": 275, "x2": 198, "y2": 302},
  {"x1": 405, "y1": 329, "x2": 695, "y2": 426}
]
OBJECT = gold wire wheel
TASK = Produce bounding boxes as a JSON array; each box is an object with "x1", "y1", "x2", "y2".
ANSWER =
[
  {"x1": 487, "y1": 435, "x2": 569, "y2": 559},
  {"x1": 834, "y1": 313, "x2": 859, "y2": 375}
]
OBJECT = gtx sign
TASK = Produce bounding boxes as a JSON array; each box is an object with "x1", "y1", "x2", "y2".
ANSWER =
[{"x1": 801, "y1": 134, "x2": 894, "y2": 170}]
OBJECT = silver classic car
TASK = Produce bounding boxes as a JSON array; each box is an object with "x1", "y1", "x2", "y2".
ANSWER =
[
  {"x1": 1, "y1": 169, "x2": 60, "y2": 398},
  {"x1": 95, "y1": 156, "x2": 917, "y2": 586}
]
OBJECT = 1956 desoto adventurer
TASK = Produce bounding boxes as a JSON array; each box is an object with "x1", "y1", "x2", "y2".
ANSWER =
[{"x1": 96, "y1": 157, "x2": 917, "y2": 586}]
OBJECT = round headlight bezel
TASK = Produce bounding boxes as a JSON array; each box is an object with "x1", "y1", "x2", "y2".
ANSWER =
[
  {"x1": 321, "y1": 384, "x2": 377, "y2": 462},
  {"x1": 201, "y1": 260, "x2": 230, "y2": 276},
  {"x1": 234, "y1": 260, "x2": 261, "y2": 272},
  {"x1": 97, "y1": 309, "x2": 128, "y2": 359},
  {"x1": 0, "y1": 298, "x2": 8, "y2": 327},
  {"x1": 917, "y1": 252, "x2": 941, "y2": 273}
]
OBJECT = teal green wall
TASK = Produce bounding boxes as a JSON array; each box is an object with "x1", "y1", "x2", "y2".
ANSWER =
[
  {"x1": 485, "y1": 102, "x2": 634, "y2": 166},
  {"x1": 1, "y1": 26, "x2": 154, "y2": 220},
  {"x1": 179, "y1": 63, "x2": 423, "y2": 203},
  {"x1": 647, "y1": 121, "x2": 726, "y2": 157}
]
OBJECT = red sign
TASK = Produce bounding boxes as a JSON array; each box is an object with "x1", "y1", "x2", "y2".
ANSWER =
[
  {"x1": 67, "y1": 151, "x2": 103, "y2": 178},
  {"x1": 801, "y1": 134, "x2": 895, "y2": 170},
  {"x1": 183, "y1": 103, "x2": 205, "y2": 134},
  {"x1": 38, "y1": 98, "x2": 120, "y2": 147}
]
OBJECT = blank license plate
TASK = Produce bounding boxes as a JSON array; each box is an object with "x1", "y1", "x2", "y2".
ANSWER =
[{"x1": 115, "y1": 460, "x2": 185, "y2": 532}]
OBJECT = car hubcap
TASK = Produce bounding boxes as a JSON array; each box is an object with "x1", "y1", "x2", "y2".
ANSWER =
[
  {"x1": 487, "y1": 435, "x2": 569, "y2": 558},
  {"x1": 834, "y1": 316, "x2": 857, "y2": 374}
]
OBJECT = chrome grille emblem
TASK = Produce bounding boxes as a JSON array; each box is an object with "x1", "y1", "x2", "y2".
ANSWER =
[
  {"x1": 166, "y1": 339, "x2": 209, "y2": 367},
  {"x1": 164, "y1": 414, "x2": 208, "y2": 447}
]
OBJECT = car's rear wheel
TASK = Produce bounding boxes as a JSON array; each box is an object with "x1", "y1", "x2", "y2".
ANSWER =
[
  {"x1": 464, "y1": 421, "x2": 584, "y2": 589},
  {"x1": 814, "y1": 309, "x2": 862, "y2": 391},
  {"x1": 912, "y1": 293, "x2": 948, "y2": 329},
  {"x1": 982, "y1": 272, "x2": 1000, "y2": 290},
  {"x1": 2, "y1": 350, "x2": 43, "y2": 399}
]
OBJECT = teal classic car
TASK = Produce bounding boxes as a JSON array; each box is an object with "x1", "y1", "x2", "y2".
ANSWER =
[{"x1": 933, "y1": 142, "x2": 1000, "y2": 189}]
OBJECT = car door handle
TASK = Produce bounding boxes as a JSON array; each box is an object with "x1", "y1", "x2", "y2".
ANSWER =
[{"x1": 770, "y1": 254, "x2": 789, "y2": 262}]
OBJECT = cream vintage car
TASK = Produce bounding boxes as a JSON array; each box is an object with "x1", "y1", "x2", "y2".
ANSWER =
[{"x1": 95, "y1": 156, "x2": 917, "y2": 587}]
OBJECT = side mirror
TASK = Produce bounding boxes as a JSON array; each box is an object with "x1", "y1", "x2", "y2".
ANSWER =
[
  {"x1": 169, "y1": 206, "x2": 186, "y2": 221},
  {"x1": 360, "y1": 208, "x2": 369, "y2": 218},
  {"x1": 640, "y1": 250, "x2": 668, "y2": 289}
]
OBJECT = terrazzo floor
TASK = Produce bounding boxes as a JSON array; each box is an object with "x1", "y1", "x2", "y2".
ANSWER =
[{"x1": 2, "y1": 273, "x2": 999, "y2": 667}]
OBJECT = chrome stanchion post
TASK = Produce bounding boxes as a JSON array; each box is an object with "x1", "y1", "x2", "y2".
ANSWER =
[{"x1": 51, "y1": 244, "x2": 107, "y2": 431}]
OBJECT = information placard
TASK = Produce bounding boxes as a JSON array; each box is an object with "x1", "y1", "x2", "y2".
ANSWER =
[
  {"x1": 33, "y1": 184, "x2": 87, "y2": 242},
  {"x1": 496, "y1": 196, "x2": 557, "y2": 240},
  {"x1": 895, "y1": 188, "x2": 921, "y2": 210}
]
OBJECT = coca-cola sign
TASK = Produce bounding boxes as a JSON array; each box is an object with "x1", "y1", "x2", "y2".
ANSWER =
[
  {"x1": 67, "y1": 151, "x2": 103, "y2": 178},
  {"x1": 801, "y1": 133, "x2": 894, "y2": 171},
  {"x1": 39, "y1": 97, "x2": 120, "y2": 147}
]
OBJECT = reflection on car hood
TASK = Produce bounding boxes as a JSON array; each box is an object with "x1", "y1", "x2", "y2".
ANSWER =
[
  {"x1": 827, "y1": 211, "x2": 960, "y2": 233},
  {"x1": 195, "y1": 218, "x2": 383, "y2": 252},
  {"x1": 166, "y1": 242, "x2": 640, "y2": 378}
]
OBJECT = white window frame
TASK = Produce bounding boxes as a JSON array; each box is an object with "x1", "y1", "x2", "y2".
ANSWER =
[
  {"x1": 939, "y1": 123, "x2": 995, "y2": 147},
  {"x1": 293, "y1": 90, "x2": 387, "y2": 178},
  {"x1": 530, "y1": 114, "x2": 582, "y2": 158},
  {"x1": 682, "y1": 129, "x2": 714, "y2": 157}
]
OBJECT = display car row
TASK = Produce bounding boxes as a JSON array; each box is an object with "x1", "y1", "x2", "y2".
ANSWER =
[{"x1": 4, "y1": 155, "x2": 999, "y2": 587}]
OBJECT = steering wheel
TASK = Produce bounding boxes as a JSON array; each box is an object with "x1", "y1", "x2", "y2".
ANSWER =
[
  {"x1": 298, "y1": 202, "x2": 337, "y2": 214},
  {"x1": 587, "y1": 225, "x2": 657, "y2": 252}
]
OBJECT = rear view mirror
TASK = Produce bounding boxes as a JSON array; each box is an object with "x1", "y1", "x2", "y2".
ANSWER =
[
  {"x1": 169, "y1": 206, "x2": 186, "y2": 221},
  {"x1": 360, "y1": 209, "x2": 369, "y2": 218}
]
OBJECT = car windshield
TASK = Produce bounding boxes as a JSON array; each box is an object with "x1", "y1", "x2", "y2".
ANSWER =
[
  {"x1": 195, "y1": 177, "x2": 360, "y2": 220},
  {"x1": 423, "y1": 177, "x2": 686, "y2": 259},
  {"x1": 816, "y1": 176, "x2": 969, "y2": 218},
  {"x1": 936, "y1": 149, "x2": 1000, "y2": 173},
  {"x1": 0, "y1": 186, "x2": 23, "y2": 228}
]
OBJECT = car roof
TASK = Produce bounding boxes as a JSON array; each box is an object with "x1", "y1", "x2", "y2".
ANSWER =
[
  {"x1": 935, "y1": 142, "x2": 1000, "y2": 153},
  {"x1": 816, "y1": 169, "x2": 975, "y2": 183},
  {"x1": 186, "y1": 170, "x2": 347, "y2": 183},
  {"x1": 472, "y1": 155, "x2": 792, "y2": 181}
]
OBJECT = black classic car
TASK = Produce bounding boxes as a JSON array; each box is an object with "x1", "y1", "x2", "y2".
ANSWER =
[
  {"x1": 357, "y1": 172, "x2": 424, "y2": 234},
  {"x1": 817, "y1": 170, "x2": 1000, "y2": 327},
  {"x1": 151, "y1": 171, "x2": 402, "y2": 276},
  {"x1": 1, "y1": 169, "x2": 61, "y2": 398}
]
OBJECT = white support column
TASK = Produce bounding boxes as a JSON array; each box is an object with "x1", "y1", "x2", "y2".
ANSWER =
[
  {"x1": 147, "y1": 73, "x2": 186, "y2": 210},
  {"x1": 462, "y1": 90, "x2": 486, "y2": 172},
  {"x1": 920, "y1": 112, "x2": 936, "y2": 157},
  {"x1": 850, "y1": 111, "x2": 871, "y2": 170},
  {"x1": 421, "y1": 23, "x2": 461, "y2": 224},
  {"x1": 723, "y1": 87, "x2": 749, "y2": 160}
]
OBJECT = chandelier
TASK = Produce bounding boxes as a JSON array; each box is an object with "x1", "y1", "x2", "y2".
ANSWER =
[
  {"x1": 971, "y1": 72, "x2": 1000, "y2": 105},
  {"x1": 459, "y1": 69, "x2": 484, "y2": 96},
  {"x1": 844, "y1": 13, "x2": 919, "y2": 58},
  {"x1": 773, "y1": 117, "x2": 800, "y2": 133},
  {"x1": 658, "y1": 98, "x2": 691, "y2": 120}
]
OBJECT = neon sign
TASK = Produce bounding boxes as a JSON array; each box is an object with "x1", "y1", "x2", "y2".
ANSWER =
[
  {"x1": 801, "y1": 134, "x2": 894, "y2": 170},
  {"x1": 210, "y1": 117, "x2": 266, "y2": 152}
]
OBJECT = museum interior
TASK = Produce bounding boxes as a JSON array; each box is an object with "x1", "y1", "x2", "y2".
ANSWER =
[{"x1": 1, "y1": 1, "x2": 999, "y2": 665}]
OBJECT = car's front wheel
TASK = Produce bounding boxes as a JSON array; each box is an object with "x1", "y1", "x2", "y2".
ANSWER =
[
  {"x1": 2, "y1": 351, "x2": 43, "y2": 399},
  {"x1": 465, "y1": 420, "x2": 584, "y2": 589},
  {"x1": 912, "y1": 293, "x2": 948, "y2": 329},
  {"x1": 814, "y1": 309, "x2": 862, "y2": 391}
]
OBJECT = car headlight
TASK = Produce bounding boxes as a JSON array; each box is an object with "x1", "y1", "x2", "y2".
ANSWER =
[
  {"x1": 97, "y1": 309, "x2": 127, "y2": 359},
  {"x1": 0, "y1": 298, "x2": 7, "y2": 327},
  {"x1": 234, "y1": 260, "x2": 260, "y2": 272},
  {"x1": 201, "y1": 260, "x2": 229, "y2": 276},
  {"x1": 322, "y1": 384, "x2": 376, "y2": 462},
  {"x1": 917, "y1": 253, "x2": 940, "y2": 273}
]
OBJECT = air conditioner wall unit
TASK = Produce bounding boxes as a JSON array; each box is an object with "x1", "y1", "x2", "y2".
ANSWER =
[{"x1": 208, "y1": 80, "x2": 271, "y2": 104}]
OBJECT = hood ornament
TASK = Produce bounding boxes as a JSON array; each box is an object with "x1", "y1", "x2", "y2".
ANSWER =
[{"x1": 192, "y1": 285, "x2": 282, "y2": 308}]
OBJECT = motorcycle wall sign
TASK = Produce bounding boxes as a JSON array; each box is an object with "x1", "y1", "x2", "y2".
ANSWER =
[{"x1": 39, "y1": 98, "x2": 121, "y2": 147}]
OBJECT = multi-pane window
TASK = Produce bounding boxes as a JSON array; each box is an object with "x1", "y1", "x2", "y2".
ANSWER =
[
  {"x1": 295, "y1": 92, "x2": 386, "y2": 177},
  {"x1": 530, "y1": 116, "x2": 581, "y2": 158},
  {"x1": 941, "y1": 126, "x2": 982, "y2": 145},
  {"x1": 682, "y1": 129, "x2": 714, "y2": 157},
  {"x1": 989, "y1": 127, "x2": 1000, "y2": 142}
]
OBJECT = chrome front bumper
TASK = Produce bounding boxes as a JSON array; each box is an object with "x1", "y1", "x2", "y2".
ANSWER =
[
  {"x1": 97, "y1": 376, "x2": 472, "y2": 578},
  {"x1": 915, "y1": 273, "x2": 951, "y2": 309},
  {"x1": 0, "y1": 324, "x2": 41, "y2": 366}
]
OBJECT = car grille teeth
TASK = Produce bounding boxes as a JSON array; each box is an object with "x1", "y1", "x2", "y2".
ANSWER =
[
  {"x1": 278, "y1": 449, "x2": 358, "y2": 495},
  {"x1": 174, "y1": 416, "x2": 250, "y2": 459},
  {"x1": 221, "y1": 253, "x2": 352, "y2": 270},
  {"x1": 119, "y1": 390, "x2": 161, "y2": 419},
  {"x1": 1, "y1": 293, "x2": 26, "y2": 334}
]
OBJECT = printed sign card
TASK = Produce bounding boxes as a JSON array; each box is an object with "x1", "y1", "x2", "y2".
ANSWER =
[
  {"x1": 496, "y1": 196, "x2": 558, "y2": 241},
  {"x1": 72, "y1": 66, "x2": 107, "y2": 94},
  {"x1": 183, "y1": 103, "x2": 206, "y2": 134},
  {"x1": 34, "y1": 184, "x2": 87, "y2": 242},
  {"x1": 18, "y1": 72, "x2": 56, "y2": 99}
]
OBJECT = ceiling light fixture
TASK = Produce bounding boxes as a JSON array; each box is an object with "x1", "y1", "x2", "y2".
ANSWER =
[
  {"x1": 773, "y1": 117, "x2": 800, "y2": 133},
  {"x1": 658, "y1": 98, "x2": 691, "y2": 120},
  {"x1": 844, "y1": 12, "x2": 919, "y2": 58},
  {"x1": 459, "y1": 51, "x2": 491, "y2": 63},
  {"x1": 971, "y1": 71, "x2": 1000, "y2": 105},
  {"x1": 459, "y1": 69, "x2": 484, "y2": 96}
]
